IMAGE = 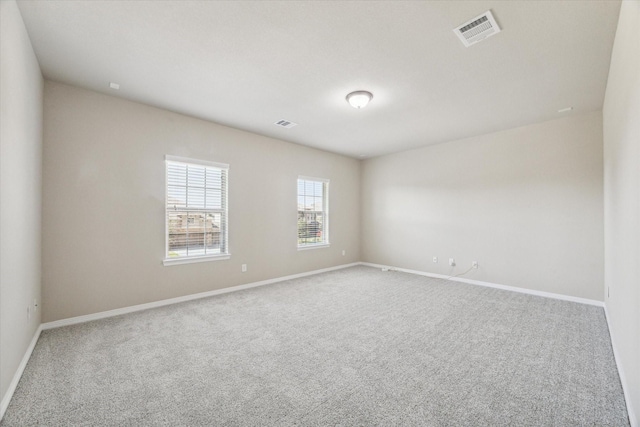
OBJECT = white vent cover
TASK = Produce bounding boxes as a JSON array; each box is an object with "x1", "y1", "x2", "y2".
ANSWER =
[
  {"x1": 274, "y1": 119, "x2": 298, "y2": 129},
  {"x1": 454, "y1": 10, "x2": 501, "y2": 47}
]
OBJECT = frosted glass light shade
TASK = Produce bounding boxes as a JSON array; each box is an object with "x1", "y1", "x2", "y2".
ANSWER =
[{"x1": 346, "y1": 91, "x2": 373, "y2": 109}]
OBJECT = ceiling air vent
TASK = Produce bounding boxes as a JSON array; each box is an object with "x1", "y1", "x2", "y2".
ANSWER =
[
  {"x1": 454, "y1": 10, "x2": 501, "y2": 47},
  {"x1": 274, "y1": 119, "x2": 298, "y2": 129}
]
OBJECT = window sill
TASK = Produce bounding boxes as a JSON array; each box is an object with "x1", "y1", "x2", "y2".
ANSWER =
[
  {"x1": 297, "y1": 243, "x2": 330, "y2": 251},
  {"x1": 163, "y1": 254, "x2": 230, "y2": 266}
]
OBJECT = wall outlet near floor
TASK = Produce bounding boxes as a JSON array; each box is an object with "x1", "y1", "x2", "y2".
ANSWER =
[
  {"x1": 449, "y1": 258, "x2": 455, "y2": 266},
  {"x1": 472, "y1": 261, "x2": 478, "y2": 269},
  {"x1": 433, "y1": 256, "x2": 438, "y2": 263},
  {"x1": 241, "y1": 264, "x2": 247, "y2": 273},
  {"x1": 342, "y1": 249, "x2": 346, "y2": 256}
]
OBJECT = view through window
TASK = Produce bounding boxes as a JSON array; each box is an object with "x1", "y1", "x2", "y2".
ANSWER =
[
  {"x1": 166, "y1": 156, "x2": 228, "y2": 261},
  {"x1": 297, "y1": 177, "x2": 329, "y2": 247}
]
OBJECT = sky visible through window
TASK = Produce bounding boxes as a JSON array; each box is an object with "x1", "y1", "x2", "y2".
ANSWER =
[
  {"x1": 297, "y1": 179, "x2": 324, "y2": 211},
  {"x1": 298, "y1": 178, "x2": 327, "y2": 246},
  {"x1": 167, "y1": 161, "x2": 227, "y2": 258}
]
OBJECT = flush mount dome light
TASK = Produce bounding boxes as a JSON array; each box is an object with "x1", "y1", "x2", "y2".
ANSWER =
[{"x1": 346, "y1": 91, "x2": 373, "y2": 109}]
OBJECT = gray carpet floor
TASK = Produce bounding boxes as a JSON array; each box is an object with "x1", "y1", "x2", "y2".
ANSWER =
[{"x1": 1, "y1": 266, "x2": 629, "y2": 426}]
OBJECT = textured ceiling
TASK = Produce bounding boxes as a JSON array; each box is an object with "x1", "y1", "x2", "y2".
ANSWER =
[{"x1": 17, "y1": 1, "x2": 621, "y2": 158}]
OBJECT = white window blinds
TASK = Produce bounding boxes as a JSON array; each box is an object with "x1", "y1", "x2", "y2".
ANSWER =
[
  {"x1": 297, "y1": 177, "x2": 329, "y2": 247},
  {"x1": 165, "y1": 156, "x2": 228, "y2": 261}
]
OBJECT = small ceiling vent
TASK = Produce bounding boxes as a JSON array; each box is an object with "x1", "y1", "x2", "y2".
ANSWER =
[
  {"x1": 274, "y1": 119, "x2": 298, "y2": 129},
  {"x1": 454, "y1": 10, "x2": 501, "y2": 47}
]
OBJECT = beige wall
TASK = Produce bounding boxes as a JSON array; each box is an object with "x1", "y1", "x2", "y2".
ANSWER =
[
  {"x1": 361, "y1": 112, "x2": 604, "y2": 301},
  {"x1": 603, "y1": 1, "x2": 639, "y2": 424},
  {"x1": 2, "y1": 1, "x2": 634, "y2": 420},
  {"x1": 0, "y1": 0, "x2": 43, "y2": 408},
  {"x1": 42, "y1": 81, "x2": 360, "y2": 322}
]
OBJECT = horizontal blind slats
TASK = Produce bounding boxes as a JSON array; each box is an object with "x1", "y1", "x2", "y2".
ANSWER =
[
  {"x1": 297, "y1": 178, "x2": 328, "y2": 246},
  {"x1": 167, "y1": 160, "x2": 228, "y2": 259}
]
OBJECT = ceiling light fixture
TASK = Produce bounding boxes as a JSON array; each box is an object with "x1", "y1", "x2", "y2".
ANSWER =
[{"x1": 346, "y1": 91, "x2": 373, "y2": 109}]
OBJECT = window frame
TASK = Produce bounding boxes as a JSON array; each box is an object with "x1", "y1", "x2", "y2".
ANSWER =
[
  {"x1": 297, "y1": 176, "x2": 330, "y2": 250},
  {"x1": 163, "y1": 155, "x2": 230, "y2": 266}
]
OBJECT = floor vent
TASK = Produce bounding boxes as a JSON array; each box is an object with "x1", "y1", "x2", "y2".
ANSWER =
[
  {"x1": 454, "y1": 10, "x2": 501, "y2": 47},
  {"x1": 274, "y1": 119, "x2": 298, "y2": 129}
]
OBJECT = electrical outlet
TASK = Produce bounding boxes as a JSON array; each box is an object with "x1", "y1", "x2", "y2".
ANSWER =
[
  {"x1": 433, "y1": 257, "x2": 438, "y2": 263},
  {"x1": 472, "y1": 261, "x2": 478, "y2": 269},
  {"x1": 449, "y1": 258, "x2": 455, "y2": 266},
  {"x1": 342, "y1": 250, "x2": 346, "y2": 256},
  {"x1": 241, "y1": 264, "x2": 247, "y2": 273}
]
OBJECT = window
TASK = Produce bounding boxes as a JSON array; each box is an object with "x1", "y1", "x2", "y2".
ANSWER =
[
  {"x1": 297, "y1": 177, "x2": 329, "y2": 249},
  {"x1": 164, "y1": 156, "x2": 229, "y2": 266}
]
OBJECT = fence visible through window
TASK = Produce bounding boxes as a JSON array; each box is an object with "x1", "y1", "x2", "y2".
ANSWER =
[
  {"x1": 297, "y1": 177, "x2": 329, "y2": 247},
  {"x1": 166, "y1": 156, "x2": 228, "y2": 261}
]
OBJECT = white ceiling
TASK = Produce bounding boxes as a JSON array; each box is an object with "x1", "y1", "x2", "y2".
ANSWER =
[{"x1": 16, "y1": 1, "x2": 621, "y2": 158}]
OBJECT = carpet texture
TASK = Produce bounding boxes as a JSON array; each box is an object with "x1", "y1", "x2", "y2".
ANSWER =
[{"x1": 1, "y1": 266, "x2": 629, "y2": 426}]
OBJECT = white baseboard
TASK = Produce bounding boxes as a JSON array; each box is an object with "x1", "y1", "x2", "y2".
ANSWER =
[
  {"x1": 42, "y1": 262, "x2": 360, "y2": 330},
  {"x1": 361, "y1": 262, "x2": 636, "y2": 424},
  {"x1": 2, "y1": 262, "x2": 359, "y2": 421},
  {"x1": 359, "y1": 262, "x2": 604, "y2": 307},
  {"x1": 3, "y1": 262, "x2": 631, "y2": 424},
  {"x1": 604, "y1": 305, "x2": 638, "y2": 427},
  {"x1": 0, "y1": 324, "x2": 42, "y2": 421}
]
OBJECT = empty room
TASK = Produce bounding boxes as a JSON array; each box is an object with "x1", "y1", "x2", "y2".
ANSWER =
[{"x1": 1, "y1": 0, "x2": 638, "y2": 425}]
